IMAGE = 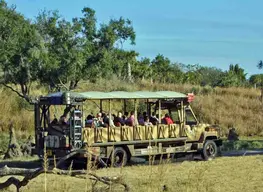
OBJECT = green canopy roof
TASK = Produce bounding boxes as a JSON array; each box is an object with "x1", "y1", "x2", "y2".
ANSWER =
[
  {"x1": 46, "y1": 91, "x2": 187, "y2": 100},
  {"x1": 78, "y1": 91, "x2": 187, "y2": 100}
]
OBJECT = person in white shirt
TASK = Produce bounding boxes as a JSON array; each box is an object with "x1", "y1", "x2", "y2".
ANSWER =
[{"x1": 144, "y1": 116, "x2": 152, "y2": 126}]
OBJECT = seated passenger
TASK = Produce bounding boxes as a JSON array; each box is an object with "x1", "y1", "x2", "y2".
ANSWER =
[
  {"x1": 150, "y1": 112, "x2": 159, "y2": 125},
  {"x1": 102, "y1": 112, "x2": 107, "y2": 123},
  {"x1": 114, "y1": 112, "x2": 125, "y2": 127},
  {"x1": 93, "y1": 113, "x2": 106, "y2": 128},
  {"x1": 85, "y1": 115, "x2": 93, "y2": 127},
  {"x1": 59, "y1": 115, "x2": 68, "y2": 125},
  {"x1": 122, "y1": 111, "x2": 129, "y2": 121},
  {"x1": 138, "y1": 112, "x2": 145, "y2": 125},
  {"x1": 103, "y1": 113, "x2": 115, "y2": 127},
  {"x1": 162, "y1": 114, "x2": 174, "y2": 125},
  {"x1": 125, "y1": 111, "x2": 135, "y2": 126},
  {"x1": 144, "y1": 116, "x2": 153, "y2": 126}
]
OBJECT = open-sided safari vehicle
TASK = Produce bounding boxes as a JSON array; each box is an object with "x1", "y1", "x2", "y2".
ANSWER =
[{"x1": 33, "y1": 91, "x2": 222, "y2": 167}]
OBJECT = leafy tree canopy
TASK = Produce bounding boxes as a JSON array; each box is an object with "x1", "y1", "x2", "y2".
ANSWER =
[{"x1": 0, "y1": 0, "x2": 261, "y2": 102}]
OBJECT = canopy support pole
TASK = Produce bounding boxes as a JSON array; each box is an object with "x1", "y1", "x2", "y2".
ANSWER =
[
  {"x1": 123, "y1": 99, "x2": 127, "y2": 113},
  {"x1": 108, "y1": 100, "x2": 111, "y2": 127},
  {"x1": 146, "y1": 99, "x2": 150, "y2": 116},
  {"x1": 180, "y1": 100, "x2": 184, "y2": 137},
  {"x1": 158, "y1": 99, "x2": 161, "y2": 124},
  {"x1": 134, "y1": 99, "x2": 138, "y2": 125},
  {"x1": 100, "y1": 100, "x2": 103, "y2": 113}
]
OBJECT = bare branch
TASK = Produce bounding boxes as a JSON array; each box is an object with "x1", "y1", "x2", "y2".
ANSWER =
[
  {"x1": 0, "y1": 166, "x2": 39, "y2": 177},
  {"x1": 0, "y1": 166, "x2": 130, "y2": 192},
  {"x1": 1, "y1": 83, "x2": 30, "y2": 102},
  {"x1": 58, "y1": 77, "x2": 69, "y2": 91},
  {"x1": 0, "y1": 167, "x2": 43, "y2": 192}
]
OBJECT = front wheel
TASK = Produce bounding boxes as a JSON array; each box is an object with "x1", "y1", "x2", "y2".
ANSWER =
[{"x1": 201, "y1": 140, "x2": 218, "y2": 161}]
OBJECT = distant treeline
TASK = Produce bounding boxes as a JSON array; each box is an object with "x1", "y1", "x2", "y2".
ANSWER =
[{"x1": 0, "y1": 0, "x2": 262, "y2": 101}]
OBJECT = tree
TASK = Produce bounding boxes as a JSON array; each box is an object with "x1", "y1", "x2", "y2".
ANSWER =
[
  {"x1": 256, "y1": 60, "x2": 263, "y2": 101},
  {"x1": 0, "y1": 2, "x2": 45, "y2": 102},
  {"x1": 150, "y1": 54, "x2": 171, "y2": 83},
  {"x1": 35, "y1": 9, "x2": 87, "y2": 91},
  {"x1": 219, "y1": 64, "x2": 247, "y2": 87},
  {"x1": 85, "y1": 16, "x2": 136, "y2": 82},
  {"x1": 165, "y1": 63, "x2": 184, "y2": 84},
  {"x1": 96, "y1": 17, "x2": 135, "y2": 49},
  {"x1": 229, "y1": 64, "x2": 247, "y2": 82},
  {"x1": 257, "y1": 60, "x2": 263, "y2": 69},
  {"x1": 181, "y1": 64, "x2": 202, "y2": 85},
  {"x1": 132, "y1": 57, "x2": 151, "y2": 80},
  {"x1": 197, "y1": 66, "x2": 225, "y2": 87},
  {"x1": 249, "y1": 74, "x2": 263, "y2": 87}
]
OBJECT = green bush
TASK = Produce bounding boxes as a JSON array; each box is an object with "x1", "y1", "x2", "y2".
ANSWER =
[
  {"x1": 222, "y1": 140, "x2": 263, "y2": 151},
  {"x1": 249, "y1": 141, "x2": 263, "y2": 149}
]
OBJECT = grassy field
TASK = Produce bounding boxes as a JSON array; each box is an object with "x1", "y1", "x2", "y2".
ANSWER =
[
  {"x1": 0, "y1": 80, "x2": 263, "y2": 136},
  {"x1": 1, "y1": 156, "x2": 263, "y2": 192},
  {"x1": 1, "y1": 79, "x2": 263, "y2": 153}
]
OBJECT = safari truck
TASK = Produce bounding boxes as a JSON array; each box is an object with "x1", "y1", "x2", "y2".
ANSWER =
[{"x1": 33, "y1": 91, "x2": 222, "y2": 167}]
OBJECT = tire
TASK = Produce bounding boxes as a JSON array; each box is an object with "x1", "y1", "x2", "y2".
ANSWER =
[
  {"x1": 111, "y1": 147, "x2": 128, "y2": 167},
  {"x1": 201, "y1": 140, "x2": 218, "y2": 161}
]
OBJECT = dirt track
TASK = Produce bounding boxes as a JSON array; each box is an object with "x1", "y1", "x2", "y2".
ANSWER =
[{"x1": 1, "y1": 149, "x2": 263, "y2": 169}]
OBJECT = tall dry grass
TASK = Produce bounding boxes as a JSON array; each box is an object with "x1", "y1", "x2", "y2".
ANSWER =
[
  {"x1": 2, "y1": 155, "x2": 263, "y2": 192},
  {"x1": 0, "y1": 79, "x2": 262, "y2": 137}
]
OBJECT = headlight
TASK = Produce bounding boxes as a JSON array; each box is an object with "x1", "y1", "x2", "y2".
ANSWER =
[{"x1": 205, "y1": 127, "x2": 217, "y2": 132}]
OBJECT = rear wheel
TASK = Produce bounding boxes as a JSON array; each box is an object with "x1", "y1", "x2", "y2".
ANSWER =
[
  {"x1": 111, "y1": 147, "x2": 128, "y2": 167},
  {"x1": 201, "y1": 140, "x2": 218, "y2": 161}
]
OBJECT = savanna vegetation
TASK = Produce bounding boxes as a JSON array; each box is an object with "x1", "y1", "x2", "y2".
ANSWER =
[
  {"x1": 0, "y1": 0, "x2": 263, "y2": 101},
  {"x1": 1, "y1": 1, "x2": 263, "y2": 192},
  {"x1": 1, "y1": 155, "x2": 263, "y2": 192},
  {"x1": 1, "y1": 0, "x2": 263, "y2": 148}
]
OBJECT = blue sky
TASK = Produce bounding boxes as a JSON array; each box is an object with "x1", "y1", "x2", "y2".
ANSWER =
[{"x1": 6, "y1": 0, "x2": 263, "y2": 76}]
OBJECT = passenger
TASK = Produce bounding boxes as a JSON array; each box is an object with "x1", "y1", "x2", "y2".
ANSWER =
[
  {"x1": 85, "y1": 115, "x2": 93, "y2": 127},
  {"x1": 122, "y1": 111, "x2": 129, "y2": 121},
  {"x1": 138, "y1": 112, "x2": 145, "y2": 125},
  {"x1": 59, "y1": 115, "x2": 67, "y2": 125},
  {"x1": 101, "y1": 113, "x2": 109, "y2": 123},
  {"x1": 114, "y1": 112, "x2": 125, "y2": 127},
  {"x1": 144, "y1": 116, "x2": 152, "y2": 126},
  {"x1": 102, "y1": 112, "x2": 106, "y2": 122},
  {"x1": 103, "y1": 113, "x2": 115, "y2": 127},
  {"x1": 109, "y1": 114, "x2": 116, "y2": 127},
  {"x1": 125, "y1": 111, "x2": 135, "y2": 126},
  {"x1": 93, "y1": 113, "x2": 105, "y2": 127},
  {"x1": 162, "y1": 114, "x2": 174, "y2": 125},
  {"x1": 150, "y1": 112, "x2": 159, "y2": 125}
]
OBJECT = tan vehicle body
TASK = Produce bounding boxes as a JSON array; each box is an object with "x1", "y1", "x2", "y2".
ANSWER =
[{"x1": 34, "y1": 91, "x2": 222, "y2": 166}]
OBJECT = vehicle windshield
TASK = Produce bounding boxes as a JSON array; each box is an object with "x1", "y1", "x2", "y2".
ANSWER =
[
  {"x1": 170, "y1": 110, "x2": 180, "y2": 124},
  {"x1": 185, "y1": 108, "x2": 198, "y2": 125}
]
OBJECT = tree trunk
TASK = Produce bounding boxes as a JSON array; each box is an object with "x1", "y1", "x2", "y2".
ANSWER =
[
  {"x1": 4, "y1": 123, "x2": 23, "y2": 159},
  {"x1": 69, "y1": 80, "x2": 79, "y2": 90},
  {"x1": 127, "y1": 63, "x2": 132, "y2": 83}
]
